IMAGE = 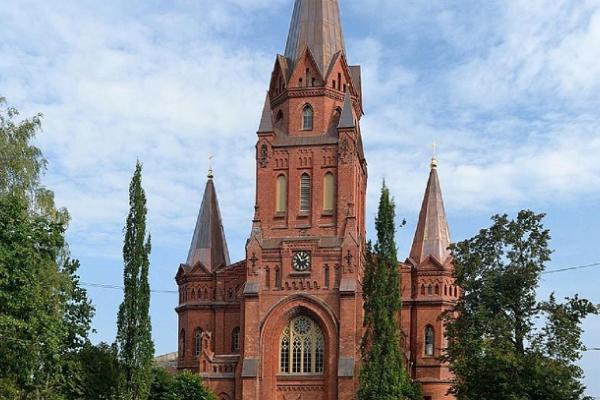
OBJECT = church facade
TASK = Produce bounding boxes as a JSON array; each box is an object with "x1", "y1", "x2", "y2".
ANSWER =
[{"x1": 175, "y1": 1, "x2": 457, "y2": 399}]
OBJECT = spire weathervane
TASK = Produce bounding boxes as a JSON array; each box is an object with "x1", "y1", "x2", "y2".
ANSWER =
[
  {"x1": 208, "y1": 154, "x2": 214, "y2": 179},
  {"x1": 431, "y1": 141, "x2": 438, "y2": 169}
]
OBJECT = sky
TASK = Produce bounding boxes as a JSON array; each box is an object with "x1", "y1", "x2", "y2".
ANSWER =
[{"x1": 1, "y1": 0, "x2": 600, "y2": 396}]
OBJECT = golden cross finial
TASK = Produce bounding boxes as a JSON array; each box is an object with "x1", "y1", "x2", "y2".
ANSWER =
[
  {"x1": 431, "y1": 141, "x2": 438, "y2": 169},
  {"x1": 208, "y1": 154, "x2": 214, "y2": 179}
]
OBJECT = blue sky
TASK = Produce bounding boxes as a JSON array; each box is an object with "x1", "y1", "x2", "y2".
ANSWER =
[{"x1": 1, "y1": 0, "x2": 600, "y2": 396}]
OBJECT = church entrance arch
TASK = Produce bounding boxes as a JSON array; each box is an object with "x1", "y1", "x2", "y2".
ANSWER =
[{"x1": 259, "y1": 295, "x2": 338, "y2": 400}]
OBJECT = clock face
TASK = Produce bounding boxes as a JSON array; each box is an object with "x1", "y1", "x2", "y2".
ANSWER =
[{"x1": 292, "y1": 251, "x2": 311, "y2": 272}]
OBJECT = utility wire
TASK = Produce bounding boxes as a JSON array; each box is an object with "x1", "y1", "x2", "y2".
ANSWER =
[
  {"x1": 80, "y1": 261, "x2": 600, "y2": 294},
  {"x1": 542, "y1": 262, "x2": 600, "y2": 275},
  {"x1": 80, "y1": 282, "x2": 177, "y2": 294}
]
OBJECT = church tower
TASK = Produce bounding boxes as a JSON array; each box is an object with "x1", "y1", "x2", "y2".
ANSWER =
[
  {"x1": 241, "y1": 0, "x2": 366, "y2": 399},
  {"x1": 175, "y1": 1, "x2": 458, "y2": 399},
  {"x1": 402, "y1": 157, "x2": 457, "y2": 400}
]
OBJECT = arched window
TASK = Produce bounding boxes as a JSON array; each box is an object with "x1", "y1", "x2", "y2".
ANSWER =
[
  {"x1": 425, "y1": 326, "x2": 434, "y2": 356},
  {"x1": 232, "y1": 328, "x2": 241, "y2": 352},
  {"x1": 323, "y1": 172, "x2": 335, "y2": 212},
  {"x1": 280, "y1": 316, "x2": 324, "y2": 374},
  {"x1": 276, "y1": 175, "x2": 287, "y2": 213},
  {"x1": 194, "y1": 328, "x2": 203, "y2": 357},
  {"x1": 300, "y1": 173, "x2": 311, "y2": 213},
  {"x1": 302, "y1": 105, "x2": 313, "y2": 130},
  {"x1": 179, "y1": 330, "x2": 186, "y2": 359}
]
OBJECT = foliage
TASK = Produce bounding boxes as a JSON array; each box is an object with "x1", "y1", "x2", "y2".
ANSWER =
[
  {"x1": 149, "y1": 367, "x2": 174, "y2": 400},
  {"x1": 358, "y1": 182, "x2": 421, "y2": 400},
  {"x1": 116, "y1": 161, "x2": 155, "y2": 400},
  {"x1": 0, "y1": 96, "x2": 67, "y2": 221},
  {"x1": 166, "y1": 371, "x2": 217, "y2": 400},
  {"x1": 0, "y1": 195, "x2": 93, "y2": 399},
  {"x1": 71, "y1": 342, "x2": 123, "y2": 400},
  {"x1": 148, "y1": 369, "x2": 216, "y2": 400},
  {"x1": 0, "y1": 97, "x2": 93, "y2": 399},
  {"x1": 444, "y1": 210, "x2": 598, "y2": 400}
]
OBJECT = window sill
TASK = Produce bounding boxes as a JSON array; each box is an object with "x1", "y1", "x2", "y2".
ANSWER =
[
  {"x1": 289, "y1": 271, "x2": 311, "y2": 277},
  {"x1": 276, "y1": 374, "x2": 324, "y2": 380},
  {"x1": 274, "y1": 212, "x2": 287, "y2": 219},
  {"x1": 321, "y1": 210, "x2": 334, "y2": 216},
  {"x1": 297, "y1": 212, "x2": 310, "y2": 218}
]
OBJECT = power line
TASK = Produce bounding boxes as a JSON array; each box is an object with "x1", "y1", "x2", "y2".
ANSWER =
[
  {"x1": 80, "y1": 282, "x2": 177, "y2": 294},
  {"x1": 542, "y1": 262, "x2": 600, "y2": 275},
  {"x1": 77, "y1": 261, "x2": 600, "y2": 295}
]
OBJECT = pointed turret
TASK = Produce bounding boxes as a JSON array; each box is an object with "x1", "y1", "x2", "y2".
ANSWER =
[
  {"x1": 257, "y1": 93, "x2": 274, "y2": 133},
  {"x1": 284, "y1": 0, "x2": 346, "y2": 75},
  {"x1": 187, "y1": 168, "x2": 230, "y2": 272},
  {"x1": 410, "y1": 158, "x2": 451, "y2": 265},
  {"x1": 338, "y1": 91, "x2": 355, "y2": 129}
]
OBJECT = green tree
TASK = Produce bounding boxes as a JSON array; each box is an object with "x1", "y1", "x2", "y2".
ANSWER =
[
  {"x1": 0, "y1": 97, "x2": 94, "y2": 399},
  {"x1": 116, "y1": 161, "x2": 154, "y2": 400},
  {"x1": 444, "y1": 210, "x2": 598, "y2": 400},
  {"x1": 149, "y1": 368, "x2": 174, "y2": 400},
  {"x1": 0, "y1": 195, "x2": 94, "y2": 399},
  {"x1": 69, "y1": 342, "x2": 123, "y2": 400},
  {"x1": 0, "y1": 96, "x2": 67, "y2": 220},
  {"x1": 358, "y1": 183, "x2": 421, "y2": 400},
  {"x1": 166, "y1": 371, "x2": 216, "y2": 400}
]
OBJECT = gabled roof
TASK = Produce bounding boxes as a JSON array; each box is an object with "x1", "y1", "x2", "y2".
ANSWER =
[
  {"x1": 284, "y1": 0, "x2": 346, "y2": 76},
  {"x1": 410, "y1": 160, "x2": 452, "y2": 266},
  {"x1": 186, "y1": 170, "x2": 230, "y2": 272}
]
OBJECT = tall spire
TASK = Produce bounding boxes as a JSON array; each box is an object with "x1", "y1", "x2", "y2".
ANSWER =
[
  {"x1": 410, "y1": 160, "x2": 451, "y2": 265},
  {"x1": 284, "y1": 0, "x2": 346, "y2": 75},
  {"x1": 187, "y1": 169, "x2": 230, "y2": 271}
]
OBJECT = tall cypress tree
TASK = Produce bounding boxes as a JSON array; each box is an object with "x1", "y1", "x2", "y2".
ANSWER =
[
  {"x1": 116, "y1": 161, "x2": 154, "y2": 400},
  {"x1": 359, "y1": 182, "x2": 421, "y2": 400}
]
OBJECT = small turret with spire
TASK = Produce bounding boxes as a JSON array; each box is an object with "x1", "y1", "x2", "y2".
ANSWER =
[
  {"x1": 410, "y1": 149, "x2": 451, "y2": 266},
  {"x1": 186, "y1": 158, "x2": 230, "y2": 272}
]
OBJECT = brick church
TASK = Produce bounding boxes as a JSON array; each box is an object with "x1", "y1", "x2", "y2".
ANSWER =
[{"x1": 175, "y1": 1, "x2": 457, "y2": 399}]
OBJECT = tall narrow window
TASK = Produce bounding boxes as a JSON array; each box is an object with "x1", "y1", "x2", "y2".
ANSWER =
[
  {"x1": 300, "y1": 174, "x2": 311, "y2": 213},
  {"x1": 425, "y1": 326, "x2": 434, "y2": 356},
  {"x1": 323, "y1": 172, "x2": 335, "y2": 212},
  {"x1": 232, "y1": 327, "x2": 241, "y2": 352},
  {"x1": 179, "y1": 330, "x2": 186, "y2": 359},
  {"x1": 303, "y1": 105, "x2": 313, "y2": 130},
  {"x1": 280, "y1": 316, "x2": 325, "y2": 374},
  {"x1": 275, "y1": 267, "x2": 282, "y2": 289},
  {"x1": 276, "y1": 175, "x2": 287, "y2": 213},
  {"x1": 195, "y1": 328, "x2": 203, "y2": 357}
]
